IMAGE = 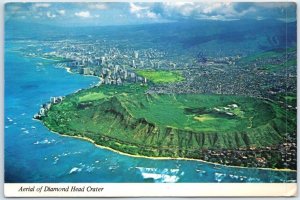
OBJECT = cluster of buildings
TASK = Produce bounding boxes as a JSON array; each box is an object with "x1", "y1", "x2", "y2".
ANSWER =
[
  {"x1": 148, "y1": 58, "x2": 296, "y2": 109},
  {"x1": 33, "y1": 96, "x2": 63, "y2": 119},
  {"x1": 197, "y1": 139, "x2": 296, "y2": 170},
  {"x1": 37, "y1": 40, "x2": 173, "y2": 85},
  {"x1": 197, "y1": 53, "x2": 241, "y2": 66},
  {"x1": 77, "y1": 63, "x2": 147, "y2": 86}
]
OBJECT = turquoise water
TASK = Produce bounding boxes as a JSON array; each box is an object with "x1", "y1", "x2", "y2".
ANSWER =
[{"x1": 4, "y1": 41, "x2": 296, "y2": 183}]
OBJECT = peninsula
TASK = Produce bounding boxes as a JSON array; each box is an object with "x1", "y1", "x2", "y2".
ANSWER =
[
  {"x1": 38, "y1": 82, "x2": 296, "y2": 170},
  {"x1": 30, "y1": 35, "x2": 296, "y2": 171}
]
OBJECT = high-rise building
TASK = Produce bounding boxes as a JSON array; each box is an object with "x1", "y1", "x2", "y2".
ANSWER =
[
  {"x1": 115, "y1": 65, "x2": 119, "y2": 72},
  {"x1": 124, "y1": 70, "x2": 128, "y2": 79},
  {"x1": 101, "y1": 56, "x2": 105, "y2": 65},
  {"x1": 116, "y1": 78, "x2": 122, "y2": 85},
  {"x1": 50, "y1": 97, "x2": 57, "y2": 104},
  {"x1": 80, "y1": 67, "x2": 91, "y2": 75},
  {"x1": 39, "y1": 108, "x2": 46, "y2": 116},
  {"x1": 156, "y1": 62, "x2": 160, "y2": 68},
  {"x1": 134, "y1": 51, "x2": 139, "y2": 59}
]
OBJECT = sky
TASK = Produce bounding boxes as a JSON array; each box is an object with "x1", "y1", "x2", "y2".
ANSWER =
[{"x1": 5, "y1": 2, "x2": 297, "y2": 26}]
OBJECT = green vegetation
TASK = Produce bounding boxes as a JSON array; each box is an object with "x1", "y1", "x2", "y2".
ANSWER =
[
  {"x1": 135, "y1": 70, "x2": 184, "y2": 83},
  {"x1": 240, "y1": 47, "x2": 295, "y2": 63},
  {"x1": 41, "y1": 84, "x2": 295, "y2": 159},
  {"x1": 79, "y1": 92, "x2": 107, "y2": 102},
  {"x1": 277, "y1": 93, "x2": 297, "y2": 108},
  {"x1": 239, "y1": 47, "x2": 296, "y2": 72}
]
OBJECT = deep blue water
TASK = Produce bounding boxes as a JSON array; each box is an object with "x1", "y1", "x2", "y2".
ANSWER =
[{"x1": 4, "y1": 41, "x2": 296, "y2": 183}]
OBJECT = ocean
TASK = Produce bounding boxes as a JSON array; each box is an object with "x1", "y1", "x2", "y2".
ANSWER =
[{"x1": 4, "y1": 41, "x2": 296, "y2": 183}]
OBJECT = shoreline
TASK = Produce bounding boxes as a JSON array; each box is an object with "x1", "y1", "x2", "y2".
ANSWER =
[
  {"x1": 28, "y1": 55, "x2": 99, "y2": 82},
  {"x1": 42, "y1": 122, "x2": 296, "y2": 173},
  {"x1": 64, "y1": 66, "x2": 102, "y2": 84}
]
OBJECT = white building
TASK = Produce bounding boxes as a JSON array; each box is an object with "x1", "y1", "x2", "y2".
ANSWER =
[{"x1": 134, "y1": 51, "x2": 139, "y2": 59}]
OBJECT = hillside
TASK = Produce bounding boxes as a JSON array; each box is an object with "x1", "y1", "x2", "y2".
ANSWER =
[
  {"x1": 6, "y1": 19, "x2": 296, "y2": 57},
  {"x1": 238, "y1": 47, "x2": 297, "y2": 72},
  {"x1": 41, "y1": 84, "x2": 296, "y2": 169}
]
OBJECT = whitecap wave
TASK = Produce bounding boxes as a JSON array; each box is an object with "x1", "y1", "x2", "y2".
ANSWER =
[
  {"x1": 69, "y1": 167, "x2": 82, "y2": 174},
  {"x1": 53, "y1": 157, "x2": 59, "y2": 164},
  {"x1": 141, "y1": 172, "x2": 179, "y2": 183},
  {"x1": 57, "y1": 152, "x2": 72, "y2": 158},
  {"x1": 7, "y1": 117, "x2": 13, "y2": 122},
  {"x1": 247, "y1": 177, "x2": 260, "y2": 182},
  {"x1": 239, "y1": 175, "x2": 248, "y2": 181},
  {"x1": 86, "y1": 166, "x2": 95, "y2": 172},
  {"x1": 196, "y1": 169, "x2": 207, "y2": 175},
  {"x1": 137, "y1": 167, "x2": 181, "y2": 183},
  {"x1": 229, "y1": 174, "x2": 239, "y2": 180},
  {"x1": 108, "y1": 165, "x2": 119, "y2": 171},
  {"x1": 214, "y1": 172, "x2": 226, "y2": 183},
  {"x1": 34, "y1": 139, "x2": 56, "y2": 145}
]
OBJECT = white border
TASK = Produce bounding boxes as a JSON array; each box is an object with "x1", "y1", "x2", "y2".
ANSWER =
[
  {"x1": 1, "y1": 0, "x2": 299, "y2": 198},
  {"x1": 3, "y1": 183, "x2": 298, "y2": 197}
]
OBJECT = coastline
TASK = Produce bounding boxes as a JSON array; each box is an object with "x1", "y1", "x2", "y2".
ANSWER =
[
  {"x1": 65, "y1": 66, "x2": 101, "y2": 84},
  {"x1": 35, "y1": 58, "x2": 296, "y2": 174},
  {"x1": 42, "y1": 123, "x2": 296, "y2": 173}
]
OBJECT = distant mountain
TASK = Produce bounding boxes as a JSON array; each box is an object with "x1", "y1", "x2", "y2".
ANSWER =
[
  {"x1": 5, "y1": 19, "x2": 296, "y2": 56},
  {"x1": 5, "y1": 20, "x2": 69, "y2": 40}
]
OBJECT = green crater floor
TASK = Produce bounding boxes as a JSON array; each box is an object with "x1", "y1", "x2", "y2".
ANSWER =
[{"x1": 42, "y1": 84, "x2": 294, "y2": 151}]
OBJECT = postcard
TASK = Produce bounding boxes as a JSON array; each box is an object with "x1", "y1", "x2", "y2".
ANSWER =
[{"x1": 3, "y1": 1, "x2": 297, "y2": 197}]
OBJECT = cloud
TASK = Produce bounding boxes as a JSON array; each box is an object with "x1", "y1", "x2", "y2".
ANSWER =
[
  {"x1": 5, "y1": 2, "x2": 297, "y2": 25},
  {"x1": 75, "y1": 11, "x2": 91, "y2": 18},
  {"x1": 129, "y1": 3, "x2": 160, "y2": 19},
  {"x1": 142, "y1": 2, "x2": 296, "y2": 21},
  {"x1": 130, "y1": 3, "x2": 148, "y2": 13},
  {"x1": 58, "y1": 10, "x2": 66, "y2": 15},
  {"x1": 146, "y1": 11, "x2": 159, "y2": 19},
  {"x1": 160, "y1": 2, "x2": 241, "y2": 19},
  {"x1": 92, "y1": 3, "x2": 108, "y2": 10},
  {"x1": 86, "y1": 3, "x2": 108, "y2": 10}
]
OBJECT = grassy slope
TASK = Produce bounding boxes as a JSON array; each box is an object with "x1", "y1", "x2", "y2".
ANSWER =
[
  {"x1": 238, "y1": 47, "x2": 296, "y2": 72},
  {"x1": 42, "y1": 84, "x2": 295, "y2": 159}
]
